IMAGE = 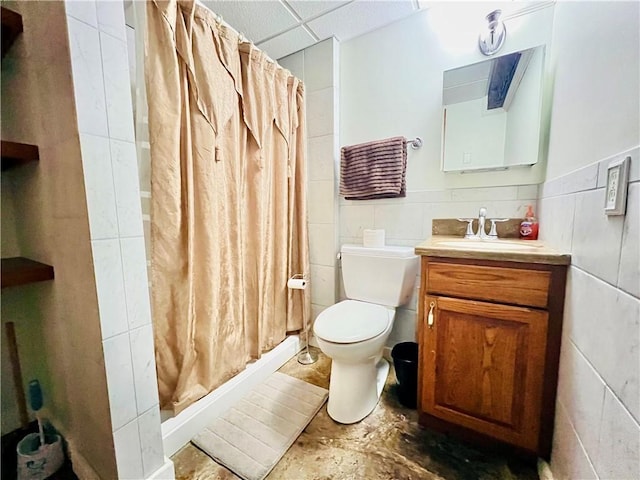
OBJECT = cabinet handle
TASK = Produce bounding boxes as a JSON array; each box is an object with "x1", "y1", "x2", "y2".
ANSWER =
[{"x1": 427, "y1": 301, "x2": 436, "y2": 328}]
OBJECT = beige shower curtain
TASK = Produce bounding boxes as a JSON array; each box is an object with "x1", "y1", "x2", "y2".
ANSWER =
[{"x1": 145, "y1": 0, "x2": 309, "y2": 413}]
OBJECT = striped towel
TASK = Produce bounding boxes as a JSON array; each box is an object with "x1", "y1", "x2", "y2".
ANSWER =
[{"x1": 340, "y1": 136, "x2": 407, "y2": 200}]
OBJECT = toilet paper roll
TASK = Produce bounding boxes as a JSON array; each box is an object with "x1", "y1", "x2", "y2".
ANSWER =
[
  {"x1": 363, "y1": 229, "x2": 385, "y2": 248},
  {"x1": 287, "y1": 278, "x2": 307, "y2": 290}
]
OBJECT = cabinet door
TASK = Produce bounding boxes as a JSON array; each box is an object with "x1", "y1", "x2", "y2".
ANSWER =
[{"x1": 420, "y1": 295, "x2": 548, "y2": 451}]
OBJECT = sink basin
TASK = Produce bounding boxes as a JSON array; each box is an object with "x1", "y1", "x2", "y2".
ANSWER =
[{"x1": 436, "y1": 240, "x2": 540, "y2": 252}]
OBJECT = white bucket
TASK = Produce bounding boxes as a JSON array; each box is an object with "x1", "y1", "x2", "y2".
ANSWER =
[{"x1": 16, "y1": 433, "x2": 64, "y2": 480}]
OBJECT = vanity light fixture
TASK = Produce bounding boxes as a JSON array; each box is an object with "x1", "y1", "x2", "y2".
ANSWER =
[{"x1": 478, "y1": 9, "x2": 506, "y2": 56}]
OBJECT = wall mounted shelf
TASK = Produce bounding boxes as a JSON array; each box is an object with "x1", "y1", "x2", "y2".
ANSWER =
[
  {"x1": 1, "y1": 140, "x2": 39, "y2": 171},
  {"x1": 1, "y1": 257, "x2": 54, "y2": 289},
  {"x1": 1, "y1": 6, "x2": 23, "y2": 59}
]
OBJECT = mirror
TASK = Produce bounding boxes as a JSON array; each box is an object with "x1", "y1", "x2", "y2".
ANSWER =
[{"x1": 441, "y1": 46, "x2": 545, "y2": 172}]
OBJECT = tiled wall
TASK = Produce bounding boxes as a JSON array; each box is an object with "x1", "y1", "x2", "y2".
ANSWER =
[
  {"x1": 540, "y1": 148, "x2": 640, "y2": 479},
  {"x1": 541, "y1": 2, "x2": 639, "y2": 477},
  {"x1": 279, "y1": 38, "x2": 341, "y2": 324},
  {"x1": 64, "y1": 1, "x2": 167, "y2": 478},
  {"x1": 338, "y1": 186, "x2": 538, "y2": 346}
]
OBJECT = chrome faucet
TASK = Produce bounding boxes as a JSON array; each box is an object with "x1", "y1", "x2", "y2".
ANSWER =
[
  {"x1": 458, "y1": 207, "x2": 506, "y2": 240},
  {"x1": 476, "y1": 207, "x2": 488, "y2": 239}
]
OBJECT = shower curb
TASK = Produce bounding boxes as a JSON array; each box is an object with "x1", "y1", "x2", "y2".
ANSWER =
[{"x1": 161, "y1": 335, "x2": 302, "y2": 457}]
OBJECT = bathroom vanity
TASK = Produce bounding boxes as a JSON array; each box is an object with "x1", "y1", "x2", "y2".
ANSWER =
[{"x1": 414, "y1": 237, "x2": 570, "y2": 458}]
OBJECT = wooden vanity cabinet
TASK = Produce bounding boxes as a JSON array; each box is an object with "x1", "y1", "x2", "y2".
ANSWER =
[{"x1": 417, "y1": 256, "x2": 567, "y2": 458}]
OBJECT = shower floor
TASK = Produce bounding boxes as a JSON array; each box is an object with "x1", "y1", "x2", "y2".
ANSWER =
[{"x1": 172, "y1": 348, "x2": 538, "y2": 480}]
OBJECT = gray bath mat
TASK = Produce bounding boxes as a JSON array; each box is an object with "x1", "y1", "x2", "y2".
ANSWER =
[{"x1": 192, "y1": 371, "x2": 328, "y2": 480}]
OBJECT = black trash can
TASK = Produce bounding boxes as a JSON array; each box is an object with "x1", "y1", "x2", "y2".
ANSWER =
[{"x1": 391, "y1": 342, "x2": 419, "y2": 408}]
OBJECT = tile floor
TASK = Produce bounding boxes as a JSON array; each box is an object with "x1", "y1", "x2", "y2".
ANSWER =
[{"x1": 172, "y1": 348, "x2": 538, "y2": 480}]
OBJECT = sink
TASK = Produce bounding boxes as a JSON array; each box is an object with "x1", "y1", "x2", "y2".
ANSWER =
[{"x1": 436, "y1": 240, "x2": 540, "y2": 252}]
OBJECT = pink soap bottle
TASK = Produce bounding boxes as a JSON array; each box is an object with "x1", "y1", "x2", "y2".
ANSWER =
[{"x1": 520, "y1": 205, "x2": 539, "y2": 240}]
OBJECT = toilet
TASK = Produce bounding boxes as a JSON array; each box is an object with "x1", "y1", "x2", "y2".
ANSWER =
[{"x1": 313, "y1": 244, "x2": 419, "y2": 424}]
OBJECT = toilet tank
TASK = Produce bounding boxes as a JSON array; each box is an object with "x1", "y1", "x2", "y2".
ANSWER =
[{"x1": 341, "y1": 244, "x2": 419, "y2": 307}]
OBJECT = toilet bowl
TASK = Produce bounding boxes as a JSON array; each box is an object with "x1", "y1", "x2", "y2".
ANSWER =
[
  {"x1": 314, "y1": 300, "x2": 395, "y2": 423},
  {"x1": 312, "y1": 244, "x2": 419, "y2": 424}
]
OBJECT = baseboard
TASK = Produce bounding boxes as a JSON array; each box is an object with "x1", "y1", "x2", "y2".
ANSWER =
[
  {"x1": 147, "y1": 457, "x2": 175, "y2": 480},
  {"x1": 161, "y1": 335, "x2": 302, "y2": 457}
]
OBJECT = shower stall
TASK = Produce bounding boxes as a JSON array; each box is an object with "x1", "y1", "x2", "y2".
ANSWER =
[{"x1": 126, "y1": 0, "x2": 321, "y2": 456}]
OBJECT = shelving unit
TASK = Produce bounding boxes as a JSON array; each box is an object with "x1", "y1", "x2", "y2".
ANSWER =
[
  {"x1": 1, "y1": 6, "x2": 23, "y2": 59},
  {"x1": 1, "y1": 8, "x2": 54, "y2": 290},
  {"x1": 1, "y1": 140, "x2": 39, "y2": 171},
  {"x1": 1, "y1": 257, "x2": 54, "y2": 289}
]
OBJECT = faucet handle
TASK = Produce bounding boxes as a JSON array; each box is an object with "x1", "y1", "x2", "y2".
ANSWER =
[
  {"x1": 457, "y1": 218, "x2": 476, "y2": 238},
  {"x1": 487, "y1": 218, "x2": 509, "y2": 239}
]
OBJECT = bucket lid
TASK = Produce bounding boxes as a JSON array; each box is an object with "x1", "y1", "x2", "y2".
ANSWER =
[{"x1": 313, "y1": 300, "x2": 391, "y2": 343}]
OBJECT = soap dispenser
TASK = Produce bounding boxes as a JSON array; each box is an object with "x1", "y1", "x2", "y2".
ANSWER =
[{"x1": 520, "y1": 205, "x2": 539, "y2": 240}]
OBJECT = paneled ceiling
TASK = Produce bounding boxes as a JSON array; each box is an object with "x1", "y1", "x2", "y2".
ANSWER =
[{"x1": 200, "y1": 0, "x2": 424, "y2": 60}]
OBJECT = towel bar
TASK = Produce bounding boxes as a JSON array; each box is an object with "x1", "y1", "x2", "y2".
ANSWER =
[{"x1": 406, "y1": 137, "x2": 423, "y2": 150}]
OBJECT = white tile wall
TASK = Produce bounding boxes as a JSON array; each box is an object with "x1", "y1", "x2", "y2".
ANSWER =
[
  {"x1": 595, "y1": 389, "x2": 640, "y2": 479},
  {"x1": 277, "y1": 50, "x2": 304, "y2": 81},
  {"x1": 114, "y1": 418, "x2": 144, "y2": 480},
  {"x1": 65, "y1": 0, "x2": 98, "y2": 27},
  {"x1": 284, "y1": 38, "x2": 340, "y2": 316},
  {"x1": 539, "y1": 146, "x2": 640, "y2": 479},
  {"x1": 67, "y1": 16, "x2": 108, "y2": 137},
  {"x1": 111, "y1": 140, "x2": 144, "y2": 237},
  {"x1": 308, "y1": 180, "x2": 335, "y2": 224},
  {"x1": 571, "y1": 189, "x2": 625, "y2": 285},
  {"x1": 66, "y1": 1, "x2": 167, "y2": 477},
  {"x1": 138, "y1": 406, "x2": 165, "y2": 476},
  {"x1": 304, "y1": 41, "x2": 335, "y2": 92},
  {"x1": 92, "y1": 239, "x2": 129, "y2": 339},
  {"x1": 103, "y1": 333, "x2": 138, "y2": 430},
  {"x1": 373, "y1": 203, "x2": 423, "y2": 240},
  {"x1": 308, "y1": 135, "x2": 335, "y2": 181},
  {"x1": 96, "y1": 0, "x2": 127, "y2": 41},
  {"x1": 556, "y1": 339, "x2": 605, "y2": 460},
  {"x1": 100, "y1": 32, "x2": 135, "y2": 142},
  {"x1": 551, "y1": 403, "x2": 598, "y2": 480},
  {"x1": 310, "y1": 264, "x2": 336, "y2": 307},
  {"x1": 309, "y1": 224, "x2": 336, "y2": 266},
  {"x1": 564, "y1": 268, "x2": 640, "y2": 421},
  {"x1": 618, "y1": 183, "x2": 640, "y2": 297},
  {"x1": 306, "y1": 87, "x2": 335, "y2": 138},
  {"x1": 79, "y1": 134, "x2": 119, "y2": 239},
  {"x1": 129, "y1": 325, "x2": 159, "y2": 414},
  {"x1": 121, "y1": 237, "x2": 152, "y2": 329}
]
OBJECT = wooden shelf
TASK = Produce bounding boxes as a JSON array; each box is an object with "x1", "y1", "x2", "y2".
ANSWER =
[
  {"x1": 1, "y1": 140, "x2": 39, "y2": 171},
  {"x1": 1, "y1": 6, "x2": 23, "y2": 59},
  {"x1": 1, "y1": 257, "x2": 54, "y2": 289}
]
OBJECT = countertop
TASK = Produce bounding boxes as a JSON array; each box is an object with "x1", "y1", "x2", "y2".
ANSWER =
[{"x1": 414, "y1": 235, "x2": 571, "y2": 266}]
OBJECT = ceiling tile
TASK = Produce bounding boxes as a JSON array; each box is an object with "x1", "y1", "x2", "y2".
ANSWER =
[
  {"x1": 258, "y1": 26, "x2": 317, "y2": 60},
  {"x1": 286, "y1": 0, "x2": 352, "y2": 20},
  {"x1": 201, "y1": 1, "x2": 299, "y2": 43},
  {"x1": 306, "y1": 0, "x2": 417, "y2": 41}
]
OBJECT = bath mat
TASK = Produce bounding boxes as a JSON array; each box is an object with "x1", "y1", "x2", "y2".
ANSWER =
[{"x1": 192, "y1": 371, "x2": 328, "y2": 480}]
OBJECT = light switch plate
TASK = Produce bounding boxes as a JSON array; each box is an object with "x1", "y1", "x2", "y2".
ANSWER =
[{"x1": 604, "y1": 156, "x2": 631, "y2": 215}]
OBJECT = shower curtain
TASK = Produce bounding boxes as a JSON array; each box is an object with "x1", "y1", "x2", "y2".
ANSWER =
[{"x1": 145, "y1": 0, "x2": 309, "y2": 413}]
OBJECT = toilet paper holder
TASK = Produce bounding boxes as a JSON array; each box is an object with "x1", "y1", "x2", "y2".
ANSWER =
[{"x1": 287, "y1": 273, "x2": 317, "y2": 365}]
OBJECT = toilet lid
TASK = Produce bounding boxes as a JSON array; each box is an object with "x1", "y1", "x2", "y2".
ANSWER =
[{"x1": 313, "y1": 300, "x2": 391, "y2": 344}]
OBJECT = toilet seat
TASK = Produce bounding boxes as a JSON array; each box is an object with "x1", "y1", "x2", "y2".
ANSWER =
[{"x1": 314, "y1": 300, "x2": 392, "y2": 344}]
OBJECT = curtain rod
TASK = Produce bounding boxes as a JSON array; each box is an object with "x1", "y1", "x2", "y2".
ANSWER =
[{"x1": 194, "y1": 0, "x2": 283, "y2": 68}]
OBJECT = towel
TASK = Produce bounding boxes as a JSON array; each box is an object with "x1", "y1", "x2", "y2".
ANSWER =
[{"x1": 340, "y1": 136, "x2": 407, "y2": 200}]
